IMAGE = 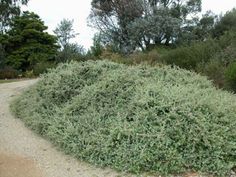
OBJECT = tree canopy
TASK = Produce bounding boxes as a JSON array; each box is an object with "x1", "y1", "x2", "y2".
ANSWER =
[
  {"x1": 213, "y1": 8, "x2": 236, "y2": 38},
  {"x1": 54, "y1": 19, "x2": 84, "y2": 62},
  {"x1": 3, "y1": 11, "x2": 58, "y2": 71},
  {"x1": 0, "y1": 0, "x2": 29, "y2": 33},
  {"x1": 89, "y1": 0, "x2": 202, "y2": 53},
  {"x1": 54, "y1": 19, "x2": 78, "y2": 50}
]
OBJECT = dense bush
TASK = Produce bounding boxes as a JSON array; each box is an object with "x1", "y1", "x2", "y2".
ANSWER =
[
  {"x1": 0, "y1": 67, "x2": 20, "y2": 79},
  {"x1": 196, "y1": 60, "x2": 226, "y2": 88},
  {"x1": 56, "y1": 43, "x2": 86, "y2": 63},
  {"x1": 160, "y1": 39, "x2": 221, "y2": 70},
  {"x1": 0, "y1": 44, "x2": 5, "y2": 69},
  {"x1": 12, "y1": 61, "x2": 236, "y2": 176},
  {"x1": 147, "y1": 30, "x2": 236, "y2": 90},
  {"x1": 99, "y1": 48, "x2": 167, "y2": 66},
  {"x1": 225, "y1": 62, "x2": 236, "y2": 92},
  {"x1": 32, "y1": 62, "x2": 56, "y2": 76}
]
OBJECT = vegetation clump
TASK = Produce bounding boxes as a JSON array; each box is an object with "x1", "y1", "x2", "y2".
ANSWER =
[{"x1": 12, "y1": 60, "x2": 236, "y2": 176}]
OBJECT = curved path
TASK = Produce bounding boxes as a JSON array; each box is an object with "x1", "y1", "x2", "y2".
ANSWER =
[{"x1": 0, "y1": 80, "x2": 125, "y2": 177}]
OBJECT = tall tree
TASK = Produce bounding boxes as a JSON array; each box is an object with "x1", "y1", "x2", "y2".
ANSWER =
[
  {"x1": 177, "y1": 11, "x2": 216, "y2": 44},
  {"x1": 89, "y1": 0, "x2": 143, "y2": 53},
  {"x1": 127, "y1": 6, "x2": 181, "y2": 50},
  {"x1": 0, "y1": 0, "x2": 29, "y2": 33},
  {"x1": 54, "y1": 19, "x2": 78, "y2": 50},
  {"x1": 90, "y1": 33, "x2": 104, "y2": 57},
  {"x1": 54, "y1": 19, "x2": 85, "y2": 62},
  {"x1": 213, "y1": 8, "x2": 236, "y2": 38},
  {"x1": 3, "y1": 11, "x2": 58, "y2": 70}
]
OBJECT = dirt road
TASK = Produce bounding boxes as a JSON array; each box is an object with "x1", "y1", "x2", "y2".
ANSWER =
[{"x1": 0, "y1": 80, "x2": 123, "y2": 177}]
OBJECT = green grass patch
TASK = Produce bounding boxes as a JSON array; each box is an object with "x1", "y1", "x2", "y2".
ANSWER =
[{"x1": 11, "y1": 60, "x2": 236, "y2": 176}]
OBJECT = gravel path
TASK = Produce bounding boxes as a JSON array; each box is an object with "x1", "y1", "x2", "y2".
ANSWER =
[{"x1": 0, "y1": 80, "x2": 124, "y2": 177}]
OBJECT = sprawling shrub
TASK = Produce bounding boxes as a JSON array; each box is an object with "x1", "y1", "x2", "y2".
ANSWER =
[{"x1": 12, "y1": 61, "x2": 236, "y2": 176}]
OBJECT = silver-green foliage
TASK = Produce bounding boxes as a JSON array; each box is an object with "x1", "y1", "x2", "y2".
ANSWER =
[{"x1": 12, "y1": 60, "x2": 236, "y2": 176}]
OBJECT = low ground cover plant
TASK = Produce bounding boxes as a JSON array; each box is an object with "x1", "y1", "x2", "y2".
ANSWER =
[{"x1": 12, "y1": 60, "x2": 236, "y2": 176}]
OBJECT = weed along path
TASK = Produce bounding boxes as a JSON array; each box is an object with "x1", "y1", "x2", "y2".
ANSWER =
[{"x1": 0, "y1": 80, "x2": 125, "y2": 177}]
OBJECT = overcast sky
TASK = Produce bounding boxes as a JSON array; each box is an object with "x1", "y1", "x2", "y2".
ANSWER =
[{"x1": 22, "y1": 0, "x2": 236, "y2": 49}]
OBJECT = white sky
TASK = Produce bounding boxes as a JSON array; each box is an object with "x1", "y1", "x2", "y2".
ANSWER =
[{"x1": 22, "y1": 0, "x2": 236, "y2": 50}]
